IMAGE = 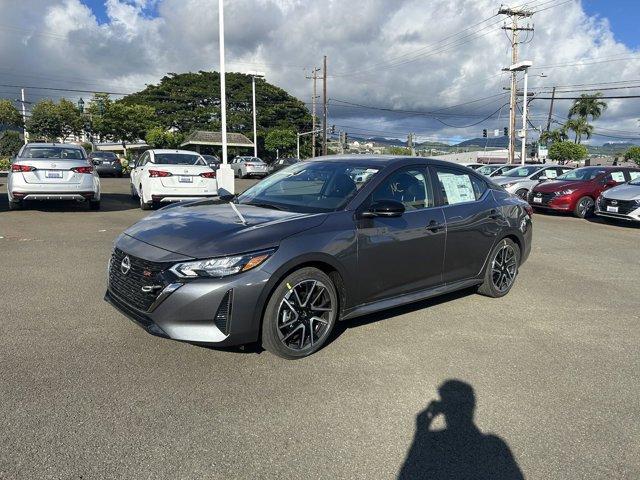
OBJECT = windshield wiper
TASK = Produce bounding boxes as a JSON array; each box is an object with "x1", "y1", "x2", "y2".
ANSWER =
[{"x1": 245, "y1": 201, "x2": 284, "y2": 211}]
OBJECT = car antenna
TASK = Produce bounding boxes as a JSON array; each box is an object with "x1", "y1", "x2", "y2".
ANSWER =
[{"x1": 228, "y1": 198, "x2": 248, "y2": 225}]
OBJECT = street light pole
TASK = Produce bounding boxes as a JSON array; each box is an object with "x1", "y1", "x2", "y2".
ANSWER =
[
  {"x1": 252, "y1": 75, "x2": 257, "y2": 158},
  {"x1": 520, "y1": 66, "x2": 529, "y2": 165},
  {"x1": 216, "y1": 0, "x2": 234, "y2": 195},
  {"x1": 20, "y1": 88, "x2": 29, "y2": 144}
]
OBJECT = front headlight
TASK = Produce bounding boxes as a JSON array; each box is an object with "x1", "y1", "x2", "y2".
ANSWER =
[
  {"x1": 170, "y1": 249, "x2": 275, "y2": 278},
  {"x1": 555, "y1": 189, "x2": 576, "y2": 196}
]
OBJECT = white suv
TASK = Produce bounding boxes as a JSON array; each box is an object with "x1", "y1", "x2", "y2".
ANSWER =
[{"x1": 130, "y1": 149, "x2": 218, "y2": 210}]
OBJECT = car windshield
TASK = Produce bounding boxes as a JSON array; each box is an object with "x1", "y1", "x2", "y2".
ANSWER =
[
  {"x1": 476, "y1": 165, "x2": 500, "y2": 175},
  {"x1": 154, "y1": 153, "x2": 203, "y2": 165},
  {"x1": 239, "y1": 157, "x2": 264, "y2": 164},
  {"x1": 92, "y1": 152, "x2": 117, "y2": 159},
  {"x1": 202, "y1": 155, "x2": 219, "y2": 163},
  {"x1": 556, "y1": 167, "x2": 606, "y2": 181},
  {"x1": 237, "y1": 161, "x2": 380, "y2": 213},
  {"x1": 502, "y1": 165, "x2": 541, "y2": 177},
  {"x1": 21, "y1": 146, "x2": 85, "y2": 160}
]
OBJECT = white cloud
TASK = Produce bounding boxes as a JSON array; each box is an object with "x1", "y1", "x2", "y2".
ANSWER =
[{"x1": 0, "y1": 0, "x2": 638, "y2": 144}]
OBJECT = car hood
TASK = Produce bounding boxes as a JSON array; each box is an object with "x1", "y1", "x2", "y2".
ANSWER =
[
  {"x1": 602, "y1": 183, "x2": 640, "y2": 200},
  {"x1": 493, "y1": 176, "x2": 526, "y2": 185},
  {"x1": 532, "y1": 179, "x2": 589, "y2": 193},
  {"x1": 124, "y1": 200, "x2": 327, "y2": 259}
]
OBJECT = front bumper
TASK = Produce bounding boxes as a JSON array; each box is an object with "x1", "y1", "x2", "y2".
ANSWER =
[
  {"x1": 595, "y1": 206, "x2": 640, "y2": 222},
  {"x1": 105, "y1": 247, "x2": 272, "y2": 346},
  {"x1": 528, "y1": 192, "x2": 574, "y2": 211}
]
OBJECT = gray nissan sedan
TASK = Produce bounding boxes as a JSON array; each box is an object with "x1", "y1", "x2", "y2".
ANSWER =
[{"x1": 105, "y1": 156, "x2": 533, "y2": 359}]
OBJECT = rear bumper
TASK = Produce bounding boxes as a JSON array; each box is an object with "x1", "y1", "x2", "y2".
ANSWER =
[
  {"x1": 11, "y1": 191, "x2": 96, "y2": 201},
  {"x1": 151, "y1": 193, "x2": 219, "y2": 203},
  {"x1": 96, "y1": 165, "x2": 122, "y2": 175}
]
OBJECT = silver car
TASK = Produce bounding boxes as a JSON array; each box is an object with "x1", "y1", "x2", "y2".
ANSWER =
[
  {"x1": 493, "y1": 164, "x2": 573, "y2": 199},
  {"x1": 7, "y1": 143, "x2": 101, "y2": 210},
  {"x1": 230, "y1": 156, "x2": 268, "y2": 178}
]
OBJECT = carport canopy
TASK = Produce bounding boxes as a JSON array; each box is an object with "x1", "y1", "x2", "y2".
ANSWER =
[{"x1": 180, "y1": 130, "x2": 254, "y2": 153}]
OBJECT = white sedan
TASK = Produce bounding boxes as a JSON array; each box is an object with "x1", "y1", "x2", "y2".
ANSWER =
[{"x1": 130, "y1": 149, "x2": 218, "y2": 210}]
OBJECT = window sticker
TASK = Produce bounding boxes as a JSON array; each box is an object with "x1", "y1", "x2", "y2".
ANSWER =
[{"x1": 438, "y1": 172, "x2": 475, "y2": 204}]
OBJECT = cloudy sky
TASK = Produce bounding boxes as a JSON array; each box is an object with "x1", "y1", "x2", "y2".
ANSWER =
[{"x1": 1, "y1": 0, "x2": 639, "y2": 145}]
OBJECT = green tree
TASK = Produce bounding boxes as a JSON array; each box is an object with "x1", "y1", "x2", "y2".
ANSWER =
[
  {"x1": 385, "y1": 146, "x2": 412, "y2": 155},
  {"x1": 565, "y1": 117, "x2": 593, "y2": 144},
  {"x1": 264, "y1": 128, "x2": 297, "y2": 156},
  {"x1": 623, "y1": 146, "x2": 640, "y2": 166},
  {"x1": 568, "y1": 93, "x2": 607, "y2": 121},
  {"x1": 145, "y1": 127, "x2": 184, "y2": 149},
  {"x1": 548, "y1": 141, "x2": 588, "y2": 163},
  {"x1": 0, "y1": 131, "x2": 23, "y2": 156},
  {"x1": 57, "y1": 98, "x2": 84, "y2": 140},
  {"x1": 86, "y1": 93, "x2": 113, "y2": 142},
  {"x1": 539, "y1": 127, "x2": 568, "y2": 145},
  {"x1": 121, "y1": 71, "x2": 312, "y2": 158},
  {"x1": 0, "y1": 99, "x2": 23, "y2": 129},
  {"x1": 26, "y1": 100, "x2": 61, "y2": 140},
  {"x1": 99, "y1": 102, "x2": 156, "y2": 148}
]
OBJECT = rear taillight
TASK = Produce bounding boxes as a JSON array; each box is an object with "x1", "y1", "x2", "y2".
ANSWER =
[
  {"x1": 11, "y1": 164, "x2": 35, "y2": 172},
  {"x1": 200, "y1": 171, "x2": 216, "y2": 178},
  {"x1": 149, "y1": 170, "x2": 172, "y2": 177},
  {"x1": 72, "y1": 166, "x2": 93, "y2": 174}
]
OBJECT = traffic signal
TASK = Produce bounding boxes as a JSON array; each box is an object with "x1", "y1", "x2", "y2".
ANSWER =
[
  {"x1": 504, "y1": 127, "x2": 508, "y2": 137},
  {"x1": 482, "y1": 129, "x2": 487, "y2": 138},
  {"x1": 330, "y1": 125, "x2": 336, "y2": 134}
]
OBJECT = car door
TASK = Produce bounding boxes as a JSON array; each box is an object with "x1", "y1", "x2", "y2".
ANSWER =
[
  {"x1": 432, "y1": 166, "x2": 502, "y2": 284},
  {"x1": 131, "y1": 152, "x2": 147, "y2": 192},
  {"x1": 356, "y1": 166, "x2": 446, "y2": 304}
]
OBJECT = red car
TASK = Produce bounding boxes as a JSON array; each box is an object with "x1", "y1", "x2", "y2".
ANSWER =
[{"x1": 528, "y1": 166, "x2": 640, "y2": 218}]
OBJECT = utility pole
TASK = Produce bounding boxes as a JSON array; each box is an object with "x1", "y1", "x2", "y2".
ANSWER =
[
  {"x1": 546, "y1": 86, "x2": 556, "y2": 132},
  {"x1": 499, "y1": 6, "x2": 534, "y2": 164},
  {"x1": 408, "y1": 133, "x2": 415, "y2": 156},
  {"x1": 322, "y1": 55, "x2": 327, "y2": 156},
  {"x1": 305, "y1": 67, "x2": 320, "y2": 158},
  {"x1": 520, "y1": 65, "x2": 530, "y2": 165},
  {"x1": 20, "y1": 88, "x2": 29, "y2": 144}
]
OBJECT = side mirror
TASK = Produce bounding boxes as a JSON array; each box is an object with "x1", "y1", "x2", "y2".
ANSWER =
[
  {"x1": 538, "y1": 176, "x2": 548, "y2": 182},
  {"x1": 605, "y1": 180, "x2": 617, "y2": 188},
  {"x1": 361, "y1": 199, "x2": 405, "y2": 218}
]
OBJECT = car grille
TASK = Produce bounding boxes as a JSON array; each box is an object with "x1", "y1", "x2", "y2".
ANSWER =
[
  {"x1": 600, "y1": 198, "x2": 639, "y2": 215},
  {"x1": 108, "y1": 248, "x2": 171, "y2": 312},
  {"x1": 529, "y1": 191, "x2": 555, "y2": 205}
]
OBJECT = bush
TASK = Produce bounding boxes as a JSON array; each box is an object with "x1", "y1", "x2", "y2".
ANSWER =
[
  {"x1": 623, "y1": 146, "x2": 640, "y2": 166},
  {"x1": 0, "y1": 130, "x2": 23, "y2": 157},
  {"x1": 548, "y1": 141, "x2": 588, "y2": 163},
  {"x1": 0, "y1": 157, "x2": 10, "y2": 171}
]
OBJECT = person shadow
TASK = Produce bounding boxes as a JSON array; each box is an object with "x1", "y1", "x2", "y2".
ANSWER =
[{"x1": 398, "y1": 380, "x2": 524, "y2": 480}]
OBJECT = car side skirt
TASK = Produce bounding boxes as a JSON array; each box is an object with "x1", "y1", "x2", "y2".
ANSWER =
[{"x1": 341, "y1": 277, "x2": 482, "y2": 321}]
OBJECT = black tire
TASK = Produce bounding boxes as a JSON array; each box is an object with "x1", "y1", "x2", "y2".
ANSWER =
[
  {"x1": 574, "y1": 196, "x2": 594, "y2": 218},
  {"x1": 477, "y1": 238, "x2": 520, "y2": 298},
  {"x1": 139, "y1": 187, "x2": 152, "y2": 210},
  {"x1": 89, "y1": 200, "x2": 101, "y2": 210},
  {"x1": 130, "y1": 183, "x2": 138, "y2": 199},
  {"x1": 515, "y1": 188, "x2": 529, "y2": 200},
  {"x1": 262, "y1": 267, "x2": 338, "y2": 359},
  {"x1": 8, "y1": 200, "x2": 22, "y2": 210}
]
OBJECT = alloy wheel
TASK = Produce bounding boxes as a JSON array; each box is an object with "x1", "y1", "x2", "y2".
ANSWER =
[
  {"x1": 491, "y1": 243, "x2": 518, "y2": 293},
  {"x1": 578, "y1": 198, "x2": 593, "y2": 218},
  {"x1": 276, "y1": 279, "x2": 334, "y2": 351}
]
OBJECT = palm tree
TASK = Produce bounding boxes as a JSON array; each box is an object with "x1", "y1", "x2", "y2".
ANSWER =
[
  {"x1": 568, "y1": 93, "x2": 607, "y2": 121},
  {"x1": 540, "y1": 127, "x2": 568, "y2": 144},
  {"x1": 565, "y1": 117, "x2": 593, "y2": 144}
]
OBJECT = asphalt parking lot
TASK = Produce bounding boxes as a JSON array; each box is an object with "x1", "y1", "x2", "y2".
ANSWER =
[{"x1": 1, "y1": 177, "x2": 639, "y2": 479}]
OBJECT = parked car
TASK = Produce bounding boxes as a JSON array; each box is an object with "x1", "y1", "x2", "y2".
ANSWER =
[
  {"x1": 201, "y1": 154, "x2": 221, "y2": 170},
  {"x1": 7, "y1": 143, "x2": 101, "y2": 210},
  {"x1": 269, "y1": 157, "x2": 300, "y2": 174},
  {"x1": 462, "y1": 162, "x2": 485, "y2": 170},
  {"x1": 529, "y1": 166, "x2": 640, "y2": 218},
  {"x1": 594, "y1": 171, "x2": 640, "y2": 223},
  {"x1": 129, "y1": 149, "x2": 217, "y2": 210},
  {"x1": 89, "y1": 151, "x2": 123, "y2": 177},
  {"x1": 476, "y1": 164, "x2": 513, "y2": 178},
  {"x1": 230, "y1": 156, "x2": 268, "y2": 178},
  {"x1": 105, "y1": 155, "x2": 532, "y2": 359},
  {"x1": 493, "y1": 164, "x2": 573, "y2": 199}
]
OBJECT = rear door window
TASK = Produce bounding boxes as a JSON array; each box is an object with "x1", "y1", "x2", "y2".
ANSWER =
[{"x1": 434, "y1": 167, "x2": 484, "y2": 205}]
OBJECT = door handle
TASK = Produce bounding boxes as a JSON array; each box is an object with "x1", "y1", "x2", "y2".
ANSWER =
[{"x1": 427, "y1": 220, "x2": 445, "y2": 232}]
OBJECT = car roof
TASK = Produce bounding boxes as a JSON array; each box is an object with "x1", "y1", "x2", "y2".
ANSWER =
[
  {"x1": 24, "y1": 143, "x2": 83, "y2": 149},
  {"x1": 150, "y1": 149, "x2": 201, "y2": 155},
  {"x1": 308, "y1": 154, "x2": 490, "y2": 170}
]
